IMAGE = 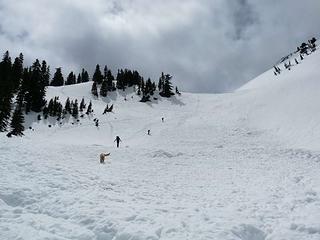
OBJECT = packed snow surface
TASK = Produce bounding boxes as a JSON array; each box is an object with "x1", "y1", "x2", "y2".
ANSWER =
[{"x1": 1, "y1": 50, "x2": 320, "y2": 239}]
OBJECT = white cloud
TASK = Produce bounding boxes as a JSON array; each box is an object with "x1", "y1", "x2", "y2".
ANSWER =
[{"x1": 0, "y1": 0, "x2": 319, "y2": 92}]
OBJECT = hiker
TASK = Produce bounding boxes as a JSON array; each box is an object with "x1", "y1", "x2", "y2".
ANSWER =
[
  {"x1": 147, "y1": 130, "x2": 151, "y2": 135},
  {"x1": 114, "y1": 136, "x2": 122, "y2": 148},
  {"x1": 162, "y1": 117, "x2": 164, "y2": 122}
]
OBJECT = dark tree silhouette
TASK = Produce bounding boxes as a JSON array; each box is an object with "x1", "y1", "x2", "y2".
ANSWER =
[
  {"x1": 10, "y1": 105, "x2": 25, "y2": 136},
  {"x1": 91, "y1": 81, "x2": 98, "y2": 97},
  {"x1": 160, "y1": 73, "x2": 175, "y2": 98},
  {"x1": 51, "y1": 67, "x2": 64, "y2": 86},
  {"x1": 92, "y1": 64, "x2": 103, "y2": 84}
]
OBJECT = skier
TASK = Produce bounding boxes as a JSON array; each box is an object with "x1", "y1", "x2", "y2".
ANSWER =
[
  {"x1": 114, "y1": 136, "x2": 122, "y2": 148},
  {"x1": 162, "y1": 117, "x2": 164, "y2": 122},
  {"x1": 147, "y1": 130, "x2": 151, "y2": 135}
]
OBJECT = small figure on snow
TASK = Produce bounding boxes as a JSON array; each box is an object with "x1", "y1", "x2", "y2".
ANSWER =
[
  {"x1": 162, "y1": 117, "x2": 164, "y2": 122},
  {"x1": 100, "y1": 152, "x2": 110, "y2": 164},
  {"x1": 114, "y1": 136, "x2": 122, "y2": 148},
  {"x1": 94, "y1": 119, "x2": 99, "y2": 127},
  {"x1": 147, "y1": 129, "x2": 151, "y2": 135}
]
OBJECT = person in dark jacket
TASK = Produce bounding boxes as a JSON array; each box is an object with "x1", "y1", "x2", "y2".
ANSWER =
[{"x1": 114, "y1": 136, "x2": 122, "y2": 148}]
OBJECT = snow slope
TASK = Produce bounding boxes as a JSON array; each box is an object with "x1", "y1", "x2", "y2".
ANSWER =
[
  {"x1": 1, "y1": 47, "x2": 320, "y2": 240},
  {"x1": 238, "y1": 46, "x2": 320, "y2": 149}
]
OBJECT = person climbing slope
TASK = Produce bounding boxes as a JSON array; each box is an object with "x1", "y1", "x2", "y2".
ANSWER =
[{"x1": 114, "y1": 136, "x2": 122, "y2": 148}]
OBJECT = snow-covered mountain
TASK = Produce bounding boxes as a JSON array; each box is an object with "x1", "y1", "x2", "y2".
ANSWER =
[{"x1": 1, "y1": 42, "x2": 320, "y2": 240}]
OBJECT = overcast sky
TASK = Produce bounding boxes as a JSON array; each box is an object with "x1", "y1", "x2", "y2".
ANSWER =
[{"x1": 0, "y1": 0, "x2": 319, "y2": 92}]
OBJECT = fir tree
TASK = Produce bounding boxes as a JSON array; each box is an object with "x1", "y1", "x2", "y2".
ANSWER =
[
  {"x1": 91, "y1": 81, "x2": 98, "y2": 97},
  {"x1": 64, "y1": 97, "x2": 72, "y2": 114},
  {"x1": 81, "y1": 69, "x2": 89, "y2": 82},
  {"x1": 51, "y1": 67, "x2": 64, "y2": 86},
  {"x1": 41, "y1": 60, "x2": 50, "y2": 86},
  {"x1": 158, "y1": 72, "x2": 164, "y2": 91},
  {"x1": 0, "y1": 51, "x2": 13, "y2": 131},
  {"x1": 10, "y1": 105, "x2": 24, "y2": 136},
  {"x1": 79, "y1": 98, "x2": 86, "y2": 112},
  {"x1": 11, "y1": 55, "x2": 23, "y2": 92},
  {"x1": 72, "y1": 99, "x2": 79, "y2": 118},
  {"x1": 86, "y1": 101, "x2": 93, "y2": 114},
  {"x1": 116, "y1": 69, "x2": 125, "y2": 90},
  {"x1": 160, "y1": 74, "x2": 174, "y2": 98},
  {"x1": 29, "y1": 59, "x2": 46, "y2": 112},
  {"x1": 92, "y1": 64, "x2": 103, "y2": 84},
  {"x1": 100, "y1": 80, "x2": 108, "y2": 97},
  {"x1": 65, "y1": 71, "x2": 76, "y2": 85},
  {"x1": 106, "y1": 69, "x2": 115, "y2": 91},
  {"x1": 77, "y1": 73, "x2": 82, "y2": 84}
]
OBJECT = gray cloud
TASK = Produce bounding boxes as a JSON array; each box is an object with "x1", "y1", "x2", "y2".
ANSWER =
[{"x1": 0, "y1": 0, "x2": 319, "y2": 93}]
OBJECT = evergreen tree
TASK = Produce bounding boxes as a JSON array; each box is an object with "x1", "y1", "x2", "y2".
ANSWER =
[
  {"x1": 72, "y1": 99, "x2": 79, "y2": 118},
  {"x1": 79, "y1": 98, "x2": 86, "y2": 112},
  {"x1": 41, "y1": 60, "x2": 50, "y2": 86},
  {"x1": 22, "y1": 68, "x2": 32, "y2": 114},
  {"x1": 11, "y1": 55, "x2": 24, "y2": 92},
  {"x1": 116, "y1": 69, "x2": 125, "y2": 90},
  {"x1": 100, "y1": 80, "x2": 108, "y2": 97},
  {"x1": 104, "y1": 65, "x2": 108, "y2": 79},
  {"x1": 77, "y1": 73, "x2": 82, "y2": 84},
  {"x1": 106, "y1": 69, "x2": 115, "y2": 91},
  {"x1": 91, "y1": 81, "x2": 98, "y2": 97},
  {"x1": 81, "y1": 69, "x2": 89, "y2": 82},
  {"x1": 10, "y1": 105, "x2": 24, "y2": 136},
  {"x1": 64, "y1": 97, "x2": 72, "y2": 114},
  {"x1": 92, "y1": 64, "x2": 103, "y2": 84},
  {"x1": 29, "y1": 59, "x2": 46, "y2": 112},
  {"x1": 160, "y1": 74, "x2": 174, "y2": 98},
  {"x1": 51, "y1": 67, "x2": 64, "y2": 86},
  {"x1": 158, "y1": 72, "x2": 164, "y2": 91},
  {"x1": 0, "y1": 51, "x2": 13, "y2": 131},
  {"x1": 65, "y1": 71, "x2": 76, "y2": 85},
  {"x1": 86, "y1": 101, "x2": 93, "y2": 114}
]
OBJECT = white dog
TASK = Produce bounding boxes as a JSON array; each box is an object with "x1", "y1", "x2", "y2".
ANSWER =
[{"x1": 100, "y1": 153, "x2": 110, "y2": 164}]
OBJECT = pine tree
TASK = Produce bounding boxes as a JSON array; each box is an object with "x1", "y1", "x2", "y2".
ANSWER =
[
  {"x1": 0, "y1": 51, "x2": 13, "y2": 131},
  {"x1": 10, "y1": 105, "x2": 25, "y2": 136},
  {"x1": 64, "y1": 97, "x2": 72, "y2": 114},
  {"x1": 77, "y1": 73, "x2": 82, "y2": 84},
  {"x1": 72, "y1": 99, "x2": 79, "y2": 118},
  {"x1": 158, "y1": 72, "x2": 164, "y2": 91},
  {"x1": 91, "y1": 81, "x2": 98, "y2": 97},
  {"x1": 106, "y1": 69, "x2": 115, "y2": 91},
  {"x1": 160, "y1": 74, "x2": 175, "y2": 98},
  {"x1": 81, "y1": 69, "x2": 89, "y2": 82},
  {"x1": 41, "y1": 60, "x2": 50, "y2": 86},
  {"x1": 66, "y1": 71, "x2": 76, "y2": 85},
  {"x1": 100, "y1": 80, "x2": 108, "y2": 97},
  {"x1": 116, "y1": 69, "x2": 125, "y2": 90},
  {"x1": 29, "y1": 59, "x2": 46, "y2": 112},
  {"x1": 92, "y1": 64, "x2": 103, "y2": 84},
  {"x1": 11, "y1": 55, "x2": 23, "y2": 92},
  {"x1": 79, "y1": 98, "x2": 86, "y2": 112},
  {"x1": 51, "y1": 68, "x2": 64, "y2": 86},
  {"x1": 86, "y1": 101, "x2": 93, "y2": 114}
]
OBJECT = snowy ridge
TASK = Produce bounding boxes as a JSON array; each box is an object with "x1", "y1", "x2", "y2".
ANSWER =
[
  {"x1": 238, "y1": 41, "x2": 320, "y2": 149},
  {"x1": 1, "y1": 42, "x2": 320, "y2": 239}
]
